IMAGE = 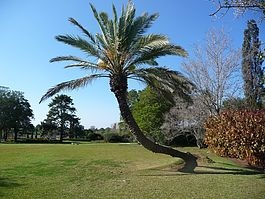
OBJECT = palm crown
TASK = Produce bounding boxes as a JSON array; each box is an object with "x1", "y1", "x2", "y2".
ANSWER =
[{"x1": 40, "y1": 1, "x2": 193, "y2": 104}]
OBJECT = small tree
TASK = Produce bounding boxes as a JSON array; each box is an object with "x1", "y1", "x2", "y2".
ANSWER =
[
  {"x1": 131, "y1": 87, "x2": 172, "y2": 143},
  {"x1": 45, "y1": 94, "x2": 79, "y2": 141}
]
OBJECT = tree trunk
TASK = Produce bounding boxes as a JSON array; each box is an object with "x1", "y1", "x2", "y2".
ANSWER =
[
  {"x1": 4, "y1": 130, "x2": 8, "y2": 141},
  {"x1": 14, "y1": 128, "x2": 18, "y2": 142},
  {"x1": 110, "y1": 75, "x2": 197, "y2": 173},
  {"x1": 59, "y1": 122, "x2": 64, "y2": 142},
  {"x1": 59, "y1": 130, "x2": 63, "y2": 142}
]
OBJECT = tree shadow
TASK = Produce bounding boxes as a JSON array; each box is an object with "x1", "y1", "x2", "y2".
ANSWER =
[
  {"x1": 194, "y1": 165, "x2": 264, "y2": 175},
  {"x1": 140, "y1": 165, "x2": 265, "y2": 177},
  {"x1": 213, "y1": 161, "x2": 265, "y2": 173},
  {"x1": 176, "y1": 152, "x2": 265, "y2": 175},
  {"x1": 0, "y1": 177, "x2": 22, "y2": 188},
  {"x1": 0, "y1": 177, "x2": 22, "y2": 197},
  {"x1": 139, "y1": 157, "x2": 265, "y2": 177}
]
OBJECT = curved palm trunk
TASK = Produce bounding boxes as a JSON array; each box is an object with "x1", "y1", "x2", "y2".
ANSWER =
[{"x1": 110, "y1": 75, "x2": 197, "y2": 173}]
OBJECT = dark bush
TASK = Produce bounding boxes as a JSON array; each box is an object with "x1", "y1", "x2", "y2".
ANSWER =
[
  {"x1": 103, "y1": 132, "x2": 131, "y2": 143},
  {"x1": 168, "y1": 134, "x2": 197, "y2": 147},
  {"x1": 204, "y1": 110, "x2": 265, "y2": 168},
  {"x1": 120, "y1": 134, "x2": 134, "y2": 142},
  {"x1": 86, "y1": 132, "x2": 103, "y2": 141}
]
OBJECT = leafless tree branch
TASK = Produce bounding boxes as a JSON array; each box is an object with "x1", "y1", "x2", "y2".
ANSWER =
[{"x1": 210, "y1": 0, "x2": 265, "y2": 18}]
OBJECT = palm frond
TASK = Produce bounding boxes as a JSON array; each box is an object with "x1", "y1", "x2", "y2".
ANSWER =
[
  {"x1": 63, "y1": 63, "x2": 97, "y2": 70},
  {"x1": 50, "y1": 56, "x2": 87, "y2": 63},
  {"x1": 55, "y1": 35, "x2": 101, "y2": 58},
  {"x1": 125, "y1": 59, "x2": 159, "y2": 69},
  {"x1": 50, "y1": 56, "x2": 100, "y2": 71},
  {"x1": 122, "y1": 13, "x2": 159, "y2": 51},
  {"x1": 124, "y1": 34, "x2": 168, "y2": 68},
  {"x1": 117, "y1": 1, "x2": 159, "y2": 53},
  {"x1": 40, "y1": 74, "x2": 108, "y2": 103},
  {"x1": 135, "y1": 59, "x2": 158, "y2": 66},
  {"x1": 89, "y1": 5, "x2": 118, "y2": 70},
  {"x1": 117, "y1": 1, "x2": 136, "y2": 51},
  {"x1": 99, "y1": 12, "x2": 111, "y2": 38},
  {"x1": 112, "y1": 4, "x2": 118, "y2": 36},
  {"x1": 69, "y1": 18, "x2": 96, "y2": 44},
  {"x1": 135, "y1": 34, "x2": 169, "y2": 48},
  {"x1": 89, "y1": 3, "x2": 111, "y2": 46},
  {"x1": 130, "y1": 67, "x2": 195, "y2": 104},
  {"x1": 130, "y1": 44, "x2": 188, "y2": 67},
  {"x1": 132, "y1": 13, "x2": 158, "y2": 36}
]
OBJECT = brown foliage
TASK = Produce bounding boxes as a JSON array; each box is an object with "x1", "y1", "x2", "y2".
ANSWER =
[{"x1": 204, "y1": 109, "x2": 265, "y2": 168}]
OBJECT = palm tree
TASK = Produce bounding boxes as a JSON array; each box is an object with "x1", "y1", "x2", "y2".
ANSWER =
[{"x1": 40, "y1": 1, "x2": 197, "y2": 172}]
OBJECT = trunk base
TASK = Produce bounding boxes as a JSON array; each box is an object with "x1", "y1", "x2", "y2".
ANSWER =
[
  {"x1": 178, "y1": 152, "x2": 198, "y2": 173},
  {"x1": 137, "y1": 140, "x2": 198, "y2": 173}
]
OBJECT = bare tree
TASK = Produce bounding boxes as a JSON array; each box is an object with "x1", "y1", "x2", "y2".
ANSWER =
[
  {"x1": 182, "y1": 29, "x2": 241, "y2": 115},
  {"x1": 162, "y1": 95, "x2": 209, "y2": 148},
  {"x1": 163, "y1": 30, "x2": 241, "y2": 148},
  {"x1": 210, "y1": 0, "x2": 265, "y2": 18}
]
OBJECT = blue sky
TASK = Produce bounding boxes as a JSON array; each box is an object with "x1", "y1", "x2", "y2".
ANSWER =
[{"x1": 1, "y1": 0, "x2": 264, "y2": 128}]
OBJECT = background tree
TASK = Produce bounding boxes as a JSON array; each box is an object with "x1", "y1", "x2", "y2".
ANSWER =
[
  {"x1": 68, "y1": 116, "x2": 84, "y2": 138},
  {"x1": 131, "y1": 87, "x2": 172, "y2": 143},
  {"x1": 38, "y1": 120, "x2": 57, "y2": 139},
  {"x1": 35, "y1": 124, "x2": 42, "y2": 139},
  {"x1": 45, "y1": 94, "x2": 79, "y2": 141},
  {"x1": 0, "y1": 87, "x2": 34, "y2": 142},
  {"x1": 222, "y1": 97, "x2": 247, "y2": 110},
  {"x1": 40, "y1": 1, "x2": 197, "y2": 170},
  {"x1": 242, "y1": 20, "x2": 264, "y2": 108},
  {"x1": 127, "y1": 89, "x2": 139, "y2": 108},
  {"x1": 182, "y1": 28, "x2": 241, "y2": 115}
]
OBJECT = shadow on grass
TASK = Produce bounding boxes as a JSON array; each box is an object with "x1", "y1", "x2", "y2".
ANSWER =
[
  {"x1": 173, "y1": 151, "x2": 265, "y2": 175},
  {"x1": 194, "y1": 166, "x2": 264, "y2": 175},
  {"x1": 140, "y1": 166, "x2": 265, "y2": 177},
  {"x1": 139, "y1": 158, "x2": 265, "y2": 177},
  {"x1": 0, "y1": 177, "x2": 23, "y2": 197},
  {"x1": 0, "y1": 177, "x2": 22, "y2": 188}
]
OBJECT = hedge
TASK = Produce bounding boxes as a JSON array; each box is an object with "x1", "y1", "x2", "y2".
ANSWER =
[{"x1": 204, "y1": 110, "x2": 265, "y2": 168}]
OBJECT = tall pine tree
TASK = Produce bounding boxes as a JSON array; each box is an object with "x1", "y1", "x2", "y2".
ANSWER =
[{"x1": 242, "y1": 19, "x2": 264, "y2": 109}]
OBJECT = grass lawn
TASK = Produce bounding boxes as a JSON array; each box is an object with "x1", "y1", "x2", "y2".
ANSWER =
[{"x1": 0, "y1": 143, "x2": 264, "y2": 199}]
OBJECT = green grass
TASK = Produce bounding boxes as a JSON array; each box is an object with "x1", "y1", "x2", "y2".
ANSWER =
[{"x1": 0, "y1": 143, "x2": 264, "y2": 199}]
